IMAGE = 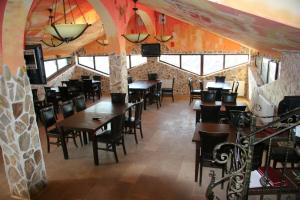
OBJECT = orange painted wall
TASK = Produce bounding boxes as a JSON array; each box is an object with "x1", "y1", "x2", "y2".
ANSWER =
[{"x1": 0, "y1": 0, "x2": 7, "y2": 67}]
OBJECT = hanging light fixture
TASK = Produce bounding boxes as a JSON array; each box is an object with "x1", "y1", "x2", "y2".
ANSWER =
[
  {"x1": 41, "y1": 9, "x2": 64, "y2": 47},
  {"x1": 122, "y1": 0, "x2": 149, "y2": 43},
  {"x1": 96, "y1": 24, "x2": 109, "y2": 46},
  {"x1": 155, "y1": 13, "x2": 173, "y2": 43},
  {"x1": 45, "y1": 0, "x2": 91, "y2": 43}
]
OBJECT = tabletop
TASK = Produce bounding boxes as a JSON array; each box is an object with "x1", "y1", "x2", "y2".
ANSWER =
[
  {"x1": 206, "y1": 81, "x2": 232, "y2": 90},
  {"x1": 193, "y1": 100, "x2": 247, "y2": 112},
  {"x1": 85, "y1": 101, "x2": 134, "y2": 114},
  {"x1": 129, "y1": 80, "x2": 160, "y2": 90}
]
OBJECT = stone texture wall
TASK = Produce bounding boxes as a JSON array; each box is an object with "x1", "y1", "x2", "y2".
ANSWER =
[
  {"x1": 0, "y1": 65, "x2": 47, "y2": 199},
  {"x1": 109, "y1": 54, "x2": 128, "y2": 93},
  {"x1": 128, "y1": 57, "x2": 248, "y2": 95},
  {"x1": 249, "y1": 52, "x2": 300, "y2": 109}
]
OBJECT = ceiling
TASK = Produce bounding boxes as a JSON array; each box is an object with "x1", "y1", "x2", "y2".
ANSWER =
[{"x1": 25, "y1": 0, "x2": 300, "y2": 57}]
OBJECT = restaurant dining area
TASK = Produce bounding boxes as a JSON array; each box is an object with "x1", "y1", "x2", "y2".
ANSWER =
[{"x1": 1, "y1": 0, "x2": 300, "y2": 200}]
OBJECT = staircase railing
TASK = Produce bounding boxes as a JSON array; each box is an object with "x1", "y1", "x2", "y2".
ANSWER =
[{"x1": 206, "y1": 107, "x2": 300, "y2": 200}]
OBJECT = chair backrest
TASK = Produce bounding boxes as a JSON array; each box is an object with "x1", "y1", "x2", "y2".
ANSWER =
[
  {"x1": 199, "y1": 131, "x2": 229, "y2": 160},
  {"x1": 222, "y1": 92, "x2": 237, "y2": 103},
  {"x1": 188, "y1": 78, "x2": 193, "y2": 91},
  {"x1": 40, "y1": 106, "x2": 56, "y2": 128},
  {"x1": 32, "y1": 89, "x2": 38, "y2": 101},
  {"x1": 231, "y1": 81, "x2": 235, "y2": 92},
  {"x1": 215, "y1": 76, "x2": 226, "y2": 83},
  {"x1": 208, "y1": 87, "x2": 223, "y2": 101},
  {"x1": 156, "y1": 82, "x2": 162, "y2": 93},
  {"x1": 128, "y1": 76, "x2": 133, "y2": 84},
  {"x1": 61, "y1": 100, "x2": 74, "y2": 118},
  {"x1": 201, "y1": 90, "x2": 216, "y2": 102},
  {"x1": 111, "y1": 93, "x2": 126, "y2": 104},
  {"x1": 134, "y1": 99, "x2": 144, "y2": 122},
  {"x1": 110, "y1": 114, "x2": 125, "y2": 138},
  {"x1": 172, "y1": 77, "x2": 175, "y2": 88},
  {"x1": 148, "y1": 73, "x2": 158, "y2": 80},
  {"x1": 234, "y1": 81, "x2": 239, "y2": 93},
  {"x1": 74, "y1": 95, "x2": 86, "y2": 112},
  {"x1": 93, "y1": 75, "x2": 101, "y2": 81},
  {"x1": 83, "y1": 79, "x2": 93, "y2": 91},
  {"x1": 58, "y1": 86, "x2": 69, "y2": 101},
  {"x1": 226, "y1": 108, "x2": 248, "y2": 127},
  {"x1": 81, "y1": 75, "x2": 90, "y2": 80},
  {"x1": 200, "y1": 105, "x2": 221, "y2": 122}
]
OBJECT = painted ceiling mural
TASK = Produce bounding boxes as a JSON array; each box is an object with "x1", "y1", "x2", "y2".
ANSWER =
[{"x1": 139, "y1": 0, "x2": 300, "y2": 53}]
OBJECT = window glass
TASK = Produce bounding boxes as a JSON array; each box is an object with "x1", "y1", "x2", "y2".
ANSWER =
[
  {"x1": 130, "y1": 54, "x2": 147, "y2": 67},
  {"x1": 95, "y1": 56, "x2": 110, "y2": 74},
  {"x1": 203, "y1": 55, "x2": 223, "y2": 75},
  {"x1": 261, "y1": 58, "x2": 270, "y2": 83},
  {"x1": 268, "y1": 61, "x2": 277, "y2": 83},
  {"x1": 78, "y1": 56, "x2": 94, "y2": 68},
  {"x1": 277, "y1": 62, "x2": 281, "y2": 79},
  {"x1": 181, "y1": 55, "x2": 201, "y2": 75},
  {"x1": 126, "y1": 56, "x2": 130, "y2": 69},
  {"x1": 57, "y1": 58, "x2": 68, "y2": 69},
  {"x1": 159, "y1": 55, "x2": 180, "y2": 67},
  {"x1": 44, "y1": 60, "x2": 57, "y2": 78},
  {"x1": 225, "y1": 55, "x2": 249, "y2": 68}
]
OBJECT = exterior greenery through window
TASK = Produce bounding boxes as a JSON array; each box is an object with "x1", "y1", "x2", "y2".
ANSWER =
[
  {"x1": 159, "y1": 54, "x2": 249, "y2": 75},
  {"x1": 44, "y1": 57, "x2": 71, "y2": 78},
  {"x1": 255, "y1": 56, "x2": 280, "y2": 84}
]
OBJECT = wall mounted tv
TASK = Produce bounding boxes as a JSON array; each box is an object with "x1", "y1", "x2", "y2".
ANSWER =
[
  {"x1": 141, "y1": 43, "x2": 161, "y2": 57},
  {"x1": 24, "y1": 44, "x2": 47, "y2": 84}
]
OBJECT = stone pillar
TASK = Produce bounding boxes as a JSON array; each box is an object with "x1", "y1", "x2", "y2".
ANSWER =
[
  {"x1": 0, "y1": 65, "x2": 47, "y2": 199},
  {"x1": 109, "y1": 53, "x2": 128, "y2": 93}
]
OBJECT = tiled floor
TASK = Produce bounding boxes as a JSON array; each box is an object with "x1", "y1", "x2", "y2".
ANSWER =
[{"x1": 0, "y1": 95, "x2": 231, "y2": 200}]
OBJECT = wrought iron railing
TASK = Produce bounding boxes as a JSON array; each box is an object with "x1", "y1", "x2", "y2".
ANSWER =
[{"x1": 206, "y1": 107, "x2": 300, "y2": 200}]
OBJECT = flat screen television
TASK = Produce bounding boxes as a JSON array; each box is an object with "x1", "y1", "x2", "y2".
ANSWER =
[
  {"x1": 24, "y1": 44, "x2": 47, "y2": 84},
  {"x1": 141, "y1": 43, "x2": 160, "y2": 57}
]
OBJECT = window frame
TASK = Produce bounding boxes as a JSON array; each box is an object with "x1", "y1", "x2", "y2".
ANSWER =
[
  {"x1": 127, "y1": 54, "x2": 147, "y2": 69},
  {"x1": 44, "y1": 57, "x2": 72, "y2": 79},
  {"x1": 158, "y1": 53, "x2": 249, "y2": 76},
  {"x1": 77, "y1": 55, "x2": 110, "y2": 75},
  {"x1": 256, "y1": 56, "x2": 280, "y2": 84}
]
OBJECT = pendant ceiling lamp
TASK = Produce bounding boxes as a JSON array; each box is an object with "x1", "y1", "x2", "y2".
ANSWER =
[
  {"x1": 96, "y1": 24, "x2": 109, "y2": 46},
  {"x1": 45, "y1": 0, "x2": 91, "y2": 43},
  {"x1": 41, "y1": 9, "x2": 64, "y2": 47},
  {"x1": 122, "y1": 0, "x2": 149, "y2": 43},
  {"x1": 154, "y1": 13, "x2": 173, "y2": 43}
]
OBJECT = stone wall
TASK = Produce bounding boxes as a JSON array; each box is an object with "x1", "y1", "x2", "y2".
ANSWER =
[
  {"x1": 0, "y1": 65, "x2": 47, "y2": 199},
  {"x1": 128, "y1": 57, "x2": 248, "y2": 95},
  {"x1": 249, "y1": 52, "x2": 300, "y2": 109}
]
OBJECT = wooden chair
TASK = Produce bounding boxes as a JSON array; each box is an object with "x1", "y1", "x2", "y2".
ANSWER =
[
  {"x1": 222, "y1": 92, "x2": 237, "y2": 104},
  {"x1": 124, "y1": 100, "x2": 144, "y2": 144},
  {"x1": 201, "y1": 90, "x2": 216, "y2": 103},
  {"x1": 161, "y1": 77, "x2": 175, "y2": 102},
  {"x1": 188, "y1": 78, "x2": 202, "y2": 104},
  {"x1": 96, "y1": 114, "x2": 127, "y2": 163},
  {"x1": 74, "y1": 95, "x2": 86, "y2": 112},
  {"x1": 83, "y1": 79, "x2": 100, "y2": 102},
  {"x1": 148, "y1": 73, "x2": 158, "y2": 80},
  {"x1": 208, "y1": 87, "x2": 222, "y2": 101},
  {"x1": 215, "y1": 76, "x2": 226, "y2": 83},
  {"x1": 154, "y1": 82, "x2": 162, "y2": 109},
  {"x1": 199, "y1": 131, "x2": 228, "y2": 187},
  {"x1": 111, "y1": 93, "x2": 126, "y2": 104},
  {"x1": 61, "y1": 100, "x2": 83, "y2": 147},
  {"x1": 93, "y1": 75, "x2": 101, "y2": 81},
  {"x1": 81, "y1": 75, "x2": 90, "y2": 80},
  {"x1": 200, "y1": 105, "x2": 221, "y2": 123}
]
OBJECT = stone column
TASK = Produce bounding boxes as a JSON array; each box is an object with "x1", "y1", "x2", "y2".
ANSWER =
[
  {"x1": 0, "y1": 65, "x2": 47, "y2": 199},
  {"x1": 109, "y1": 53, "x2": 128, "y2": 93}
]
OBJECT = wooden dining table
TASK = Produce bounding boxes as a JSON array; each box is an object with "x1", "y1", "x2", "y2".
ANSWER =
[
  {"x1": 192, "y1": 122, "x2": 237, "y2": 183},
  {"x1": 193, "y1": 100, "x2": 248, "y2": 123},
  {"x1": 128, "y1": 80, "x2": 160, "y2": 110},
  {"x1": 57, "y1": 101, "x2": 133, "y2": 165}
]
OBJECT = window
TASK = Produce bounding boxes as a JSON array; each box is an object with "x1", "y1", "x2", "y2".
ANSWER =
[
  {"x1": 78, "y1": 56, "x2": 94, "y2": 68},
  {"x1": 44, "y1": 60, "x2": 57, "y2": 78},
  {"x1": 159, "y1": 55, "x2": 180, "y2": 67},
  {"x1": 203, "y1": 55, "x2": 223, "y2": 75},
  {"x1": 268, "y1": 61, "x2": 277, "y2": 83},
  {"x1": 130, "y1": 54, "x2": 147, "y2": 68},
  {"x1": 95, "y1": 56, "x2": 110, "y2": 74},
  {"x1": 181, "y1": 55, "x2": 201, "y2": 75},
  {"x1": 261, "y1": 58, "x2": 270, "y2": 83},
  {"x1": 126, "y1": 56, "x2": 130, "y2": 69},
  {"x1": 57, "y1": 58, "x2": 68, "y2": 69},
  {"x1": 225, "y1": 55, "x2": 249, "y2": 68}
]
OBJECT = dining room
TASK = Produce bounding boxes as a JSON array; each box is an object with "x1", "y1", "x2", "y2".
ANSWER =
[{"x1": 1, "y1": 0, "x2": 300, "y2": 200}]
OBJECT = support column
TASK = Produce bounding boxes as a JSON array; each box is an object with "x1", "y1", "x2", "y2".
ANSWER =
[
  {"x1": 0, "y1": 65, "x2": 47, "y2": 199},
  {"x1": 109, "y1": 53, "x2": 128, "y2": 93}
]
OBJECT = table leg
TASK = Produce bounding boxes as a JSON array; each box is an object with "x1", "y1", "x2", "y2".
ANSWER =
[
  {"x1": 143, "y1": 91, "x2": 147, "y2": 110},
  {"x1": 91, "y1": 133, "x2": 99, "y2": 165},
  {"x1": 60, "y1": 127, "x2": 69, "y2": 160},
  {"x1": 196, "y1": 111, "x2": 201, "y2": 124},
  {"x1": 195, "y1": 142, "x2": 200, "y2": 182}
]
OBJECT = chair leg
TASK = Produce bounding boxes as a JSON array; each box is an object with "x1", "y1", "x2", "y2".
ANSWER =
[
  {"x1": 199, "y1": 162, "x2": 203, "y2": 186},
  {"x1": 134, "y1": 126, "x2": 138, "y2": 144},
  {"x1": 189, "y1": 96, "x2": 192, "y2": 105},
  {"x1": 121, "y1": 136, "x2": 127, "y2": 155},
  {"x1": 47, "y1": 136, "x2": 50, "y2": 153},
  {"x1": 139, "y1": 123, "x2": 143, "y2": 138},
  {"x1": 79, "y1": 132, "x2": 83, "y2": 147},
  {"x1": 112, "y1": 143, "x2": 119, "y2": 163},
  {"x1": 72, "y1": 134, "x2": 78, "y2": 148}
]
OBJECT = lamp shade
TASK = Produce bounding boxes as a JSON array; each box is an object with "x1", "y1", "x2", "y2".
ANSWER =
[
  {"x1": 41, "y1": 36, "x2": 64, "y2": 47},
  {"x1": 122, "y1": 33, "x2": 149, "y2": 43},
  {"x1": 154, "y1": 35, "x2": 173, "y2": 43},
  {"x1": 46, "y1": 23, "x2": 90, "y2": 42}
]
